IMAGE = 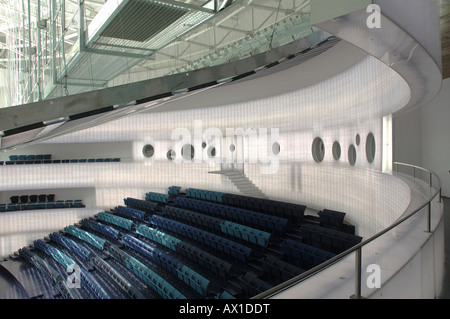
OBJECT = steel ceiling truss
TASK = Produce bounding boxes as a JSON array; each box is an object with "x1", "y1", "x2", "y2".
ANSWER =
[{"x1": 1, "y1": 0, "x2": 316, "y2": 106}]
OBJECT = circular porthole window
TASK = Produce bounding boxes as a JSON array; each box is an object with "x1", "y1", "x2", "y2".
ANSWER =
[
  {"x1": 356, "y1": 134, "x2": 361, "y2": 146},
  {"x1": 332, "y1": 141, "x2": 341, "y2": 160},
  {"x1": 272, "y1": 142, "x2": 280, "y2": 155},
  {"x1": 202, "y1": 142, "x2": 207, "y2": 149},
  {"x1": 167, "y1": 150, "x2": 176, "y2": 161},
  {"x1": 312, "y1": 137, "x2": 325, "y2": 163},
  {"x1": 229, "y1": 144, "x2": 236, "y2": 152},
  {"x1": 366, "y1": 133, "x2": 376, "y2": 163},
  {"x1": 348, "y1": 144, "x2": 357, "y2": 166},
  {"x1": 181, "y1": 144, "x2": 195, "y2": 160},
  {"x1": 142, "y1": 144, "x2": 155, "y2": 158},
  {"x1": 207, "y1": 146, "x2": 216, "y2": 158}
]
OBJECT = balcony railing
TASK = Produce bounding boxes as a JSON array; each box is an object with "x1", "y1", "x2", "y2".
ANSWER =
[{"x1": 252, "y1": 162, "x2": 443, "y2": 299}]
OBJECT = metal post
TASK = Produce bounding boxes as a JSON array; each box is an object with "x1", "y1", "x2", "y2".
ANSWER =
[
  {"x1": 78, "y1": 0, "x2": 85, "y2": 52},
  {"x1": 354, "y1": 247, "x2": 362, "y2": 299},
  {"x1": 427, "y1": 202, "x2": 431, "y2": 233},
  {"x1": 51, "y1": 0, "x2": 57, "y2": 85},
  {"x1": 37, "y1": 0, "x2": 42, "y2": 101}
]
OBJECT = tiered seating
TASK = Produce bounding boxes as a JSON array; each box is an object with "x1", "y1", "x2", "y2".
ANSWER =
[
  {"x1": 261, "y1": 255, "x2": 304, "y2": 282},
  {"x1": 89, "y1": 256, "x2": 147, "y2": 299},
  {"x1": 1, "y1": 155, "x2": 120, "y2": 165},
  {"x1": 136, "y1": 224, "x2": 180, "y2": 251},
  {"x1": 174, "y1": 196, "x2": 288, "y2": 234},
  {"x1": 33, "y1": 239, "x2": 77, "y2": 270},
  {"x1": 168, "y1": 186, "x2": 182, "y2": 195},
  {"x1": 240, "y1": 272, "x2": 273, "y2": 297},
  {"x1": 145, "y1": 191, "x2": 169, "y2": 203},
  {"x1": 49, "y1": 232, "x2": 93, "y2": 261},
  {"x1": 149, "y1": 215, "x2": 252, "y2": 263},
  {"x1": 9, "y1": 185, "x2": 362, "y2": 300},
  {"x1": 114, "y1": 205, "x2": 146, "y2": 221},
  {"x1": 123, "y1": 254, "x2": 186, "y2": 299},
  {"x1": 162, "y1": 205, "x2": 223, "y2": 233},
  {"x1": 1, "y1": 194, "x2": 84, "y2": 212},
  {"x1": 220, "y1": 221, "x2": 271, "y2": 248},
  {"x1": 222, "y1": 193, "x2": 306, "y2": 224},
  {"x1": 124, "y1": 197, "x2": 158, "y2": 213},
  {"x1": 186, "y1": 188, "x2": 224, "y2": 203},
  {"x1": 81, "y1": 218, "x2": 121, "y2": 240},
  {"x1": 97, "y1": 211, "x2": 133, "y2": 231},
  {"x1": 184, "y1": 188, "x2": 306, "y2": 223},
  {"x1": 215, "y1": 290, "x2": 235, "y2": 299},
  {"x1": 318, "y1": 209, "x2": 345, "y2": 228},
  {"x1": 161, "y1": 205, "x2": 271, "y2": 248},
  {"x1": 299, "y1": 223, "x2": 362, "y2": 254},
  {"x1": 136, "y1": 224, "x2": 233, "y2": 279},
  {"x1": 64, "y1": 225, "x2": 107, "y2": 251},
  {"x1": 282, "y1": 239, "x2": 336, "y2": 267}
]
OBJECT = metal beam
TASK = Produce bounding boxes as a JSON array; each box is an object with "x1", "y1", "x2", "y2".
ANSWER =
[{"x1": 156, "y1": 0, "x2": 216, "y2": 14}]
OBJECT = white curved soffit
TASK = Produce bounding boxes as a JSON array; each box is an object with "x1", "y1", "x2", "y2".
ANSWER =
[
  {"x1": 145, "y1": 50, "x2": 410, "y2": 131},
  {"x1": 314, "y1": 8, "x2": 442, "y2": 115}
]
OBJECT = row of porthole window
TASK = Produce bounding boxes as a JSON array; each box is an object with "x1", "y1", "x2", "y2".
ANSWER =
[
  {"x1": 143, "y1": 142, "x2": 282, "y2": 161},
  {"x1": 312, "y1": 133, "x2": 376, "y2": 166}
]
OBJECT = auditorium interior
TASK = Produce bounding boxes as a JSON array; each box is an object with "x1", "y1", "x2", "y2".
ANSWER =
[{"x1": 0, "y1": 0, "x2": 448, "y2": 300}]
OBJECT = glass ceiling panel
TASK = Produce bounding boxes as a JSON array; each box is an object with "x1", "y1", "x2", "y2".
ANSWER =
[{"x1": 0, "y1": 0, "x2": 326, "y2": 108}]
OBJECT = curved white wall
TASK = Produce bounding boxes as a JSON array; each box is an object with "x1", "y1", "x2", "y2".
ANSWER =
[{"x1": 0, "y1": 51, "x2": 412, "y2": 255}]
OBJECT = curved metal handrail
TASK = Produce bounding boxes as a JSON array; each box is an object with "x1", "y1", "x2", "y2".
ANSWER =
[{"x1": 252, "y1": 162, "x2": 442, "y2": 299}]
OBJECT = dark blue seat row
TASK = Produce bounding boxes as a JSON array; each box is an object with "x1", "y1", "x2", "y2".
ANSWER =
[
  {"x1": 299, "y1": 223, "x2": 362, "y2": 253},
  {"x1": 261, "y1": 255, "x2": 304, "y2": 282},
  {"x1": 124, "y1": 197, "x2": 158, "y2": 213},
  {"x1": 34, "y1": 239, "x2": 112, "y2": 299},
  {"x1": 136, "y1": 224, "x2": 232, "y2": 279},
  {"x1": 222, "y1": 193, "x2": 306, "y2": 223},
  {"x1": 162, "y1": 205, "x2": 271, "y2": 248},
  {"x1": 149, "y1": 215, "x2": 252, "y2": 263},
  {"x1": 318, "y1": 209, "x2": 346, "y2": 228},
  {"x1": 240, "y1": 272, "x2": 273, "y2": 298},
  {"x1": 115, "y1": 205, "x2": 146, "y2": 221},
  {"x1": 81, "y1": 218, "x2": 121, "y2": 240},
  {"x1": 49, "y1": 232, "x2": 93, "y2": 261},
  {"x1": 121, "y1": 234, "x2": 210, "y2": 297},
  {"x1": 1, "y1": 158, "x2": 120, "y2": 165},
  {"x1": 174, "y1": 196, "x2": 288, "y2": 234},
  {"x1": 10, "y1": 194, "x2": 55, "y2": 204},
  {"x1": 282, "y1": 239, "x2": 336, "y2": 267},
  {"x1": 1, "y1": 199, "x2": 84, "y2": 212},
  {"x1": 162, "y1": 205, "x2": 223, "y2": 233}
]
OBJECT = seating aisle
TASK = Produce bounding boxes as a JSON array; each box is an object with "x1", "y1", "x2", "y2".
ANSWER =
[{"x1": 1, "y1": 186, "x2": 362, "y2": 299}]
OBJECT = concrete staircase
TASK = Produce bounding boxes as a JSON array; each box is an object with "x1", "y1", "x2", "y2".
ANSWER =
[{"x1": 209, "y1": 169, "x2": 266, "y2": 199}]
